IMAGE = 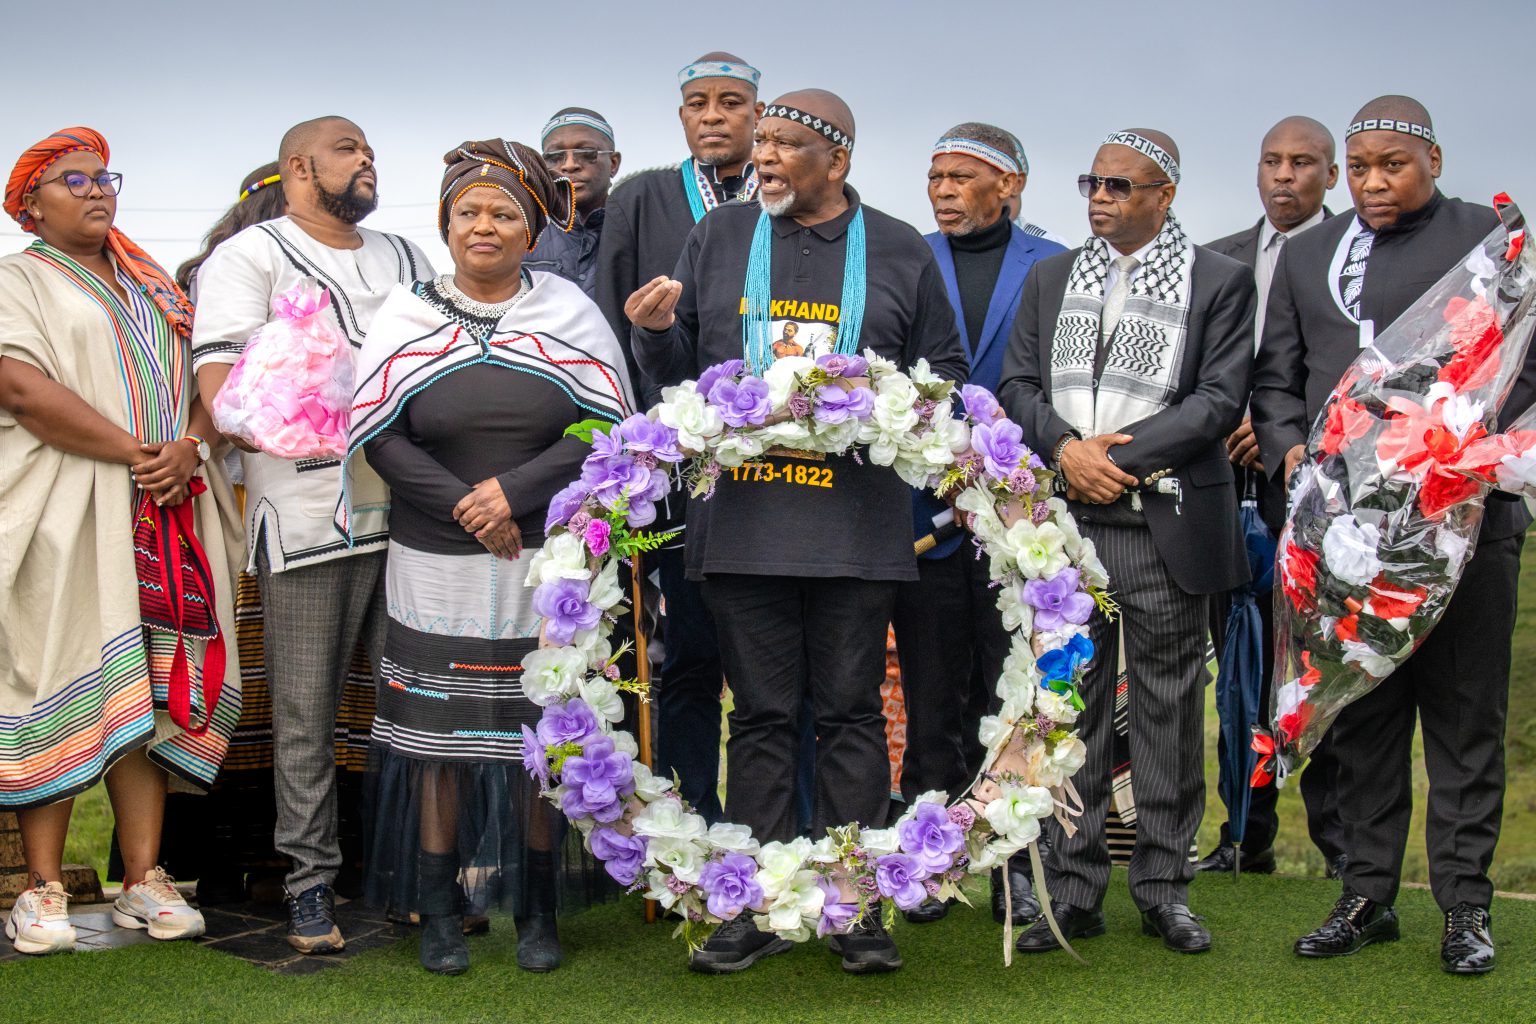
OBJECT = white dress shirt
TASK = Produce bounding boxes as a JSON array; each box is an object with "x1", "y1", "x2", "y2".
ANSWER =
[{"x1": 1254, "y1": 207, "x2": 1326, "y2": 350}]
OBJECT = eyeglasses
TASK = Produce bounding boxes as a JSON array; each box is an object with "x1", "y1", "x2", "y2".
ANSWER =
[
  {"x1": 34, "y1": 170, "x2": 123, "y2": 198},
  {"x1": 1078, "y1": 174, "x2": 1169, "y2": 201},
  {"x1": 541, "y1": 149, "x2": 615, "y2": 166}
]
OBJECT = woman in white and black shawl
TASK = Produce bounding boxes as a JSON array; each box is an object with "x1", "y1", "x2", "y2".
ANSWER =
[{"x1": 340, "y1": 139, "x2": 633, "y2": 976}]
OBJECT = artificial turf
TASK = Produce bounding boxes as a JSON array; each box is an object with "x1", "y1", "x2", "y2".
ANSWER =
[{"x1": 4, "y1": 871, "x2": 1533, "y2": 1024}]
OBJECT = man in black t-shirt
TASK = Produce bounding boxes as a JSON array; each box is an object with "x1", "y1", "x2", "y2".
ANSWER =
[{"x1": 629, "y1": 89, "x2": 967, "y2": 976}]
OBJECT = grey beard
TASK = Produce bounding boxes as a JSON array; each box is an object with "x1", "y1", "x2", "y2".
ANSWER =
[{"x1": 760, "y1": 191, "x2": 796, "y2": 217}]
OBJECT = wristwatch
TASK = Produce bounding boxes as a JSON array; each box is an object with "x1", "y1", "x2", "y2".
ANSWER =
[{"x1": 182, "y1": 433, "x2": 211, "y2": 465}]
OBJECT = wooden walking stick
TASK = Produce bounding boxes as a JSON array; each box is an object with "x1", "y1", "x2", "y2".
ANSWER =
[{"x1": 630, "y1": 550, "x2": 658, "y2": 925}]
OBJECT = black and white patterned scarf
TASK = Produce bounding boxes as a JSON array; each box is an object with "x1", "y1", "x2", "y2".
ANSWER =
[{"x1": 1050, "y1": 211, "x2": 1194, "y2": 436}]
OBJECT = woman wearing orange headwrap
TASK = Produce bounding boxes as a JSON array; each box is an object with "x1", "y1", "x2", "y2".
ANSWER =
[{"x1": 0, "y1": 128, "x2": 242, "y2": 955}]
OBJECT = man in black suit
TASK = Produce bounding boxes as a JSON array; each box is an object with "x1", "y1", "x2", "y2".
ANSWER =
[
  {"x1": 1000, "y1": 129, "x2": 1254, "y2": 956},
  {"x1": 1198, "y1": 116, "x2": 1343, "y2": 879},
  {"x1": 1252, "y1": 95, "x2": 1529, "y2": 975}
]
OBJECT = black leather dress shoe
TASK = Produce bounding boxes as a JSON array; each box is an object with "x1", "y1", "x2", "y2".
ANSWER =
[
  {"x1": 1294, "y1": 892, "x2": 1399, "y2": 957},
  {"x1": 1140, "y1": 903, "x2": 1211, "y2": 953},
  {"x1": 990, "y1": 860, "x2": 1040, "y2": 925},
  {"x1": 689, "y1": 916, "x2": 792, "y2": 974},
  {"x1": 1014, "y1": 902, "x2": 1105, "y2": 953},
  {"x1": 903, "y1": 898, "x2": 949, "y2": 924},
  {"x1": 1441, "y1": 903, "x2": 1495, "y2": 975},
  {"x1": 1193, "y1": 844, "x2": 1276, "y2": 875}
]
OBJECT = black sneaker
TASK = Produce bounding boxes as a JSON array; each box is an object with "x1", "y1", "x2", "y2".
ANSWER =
[
  {"x1": 688, "y1": 916, "x2": 791, "y2": 974},
  {"x1": 1441, "y1": 903, "x2": 1495, "y2": 975},
  {"x1": 826, "y1": 904, "x2": 903, "y2": 974},
  {"x1": 1294, "y1": 892, "x2": 1398, "y2": 958},
  {"x1": 285, "y1": 883, "x2": 345, "y2": 954}
]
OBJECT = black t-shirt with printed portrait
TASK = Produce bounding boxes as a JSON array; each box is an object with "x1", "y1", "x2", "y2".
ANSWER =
[{"x1": 633, "y1": 186, "x2": 968, "y2": 582}]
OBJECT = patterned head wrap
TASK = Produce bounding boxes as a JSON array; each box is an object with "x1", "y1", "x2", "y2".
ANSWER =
[
  {"x1": 1103, "y1": 130, "x2": 1181, "y2": 184},
  {"x1": 541, "y1": 108, "x2": 615, "y2": 146},
  {"x1": 1345, "y1": 117, "x2": 1437, "y2": 145},
  {"x1": 438, "y1": 139, "x2": 575, "y2": 250},
  {"x1": 4, "y1": 127, "x2": 194, "y2": 339},
  {"x1": 932, "y1": 123, "x2": 1023, "y2": 176},
  {"x1": 678, "y1": 58, "x2": 761, "y2": 90}
]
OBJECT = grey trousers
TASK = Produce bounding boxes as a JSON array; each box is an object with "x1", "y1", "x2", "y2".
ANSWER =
[
  {"x1": 256, "y1": 545, "x2": 388, "y2": 894},
  {"x1": 1045, "y1": 523, "x2": 1211, "y2": 911}
]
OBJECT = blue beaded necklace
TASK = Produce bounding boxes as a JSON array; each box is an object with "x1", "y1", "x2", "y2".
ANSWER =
[{"x1": 742, "y1": 207, "x2": 866, "y2": 375}]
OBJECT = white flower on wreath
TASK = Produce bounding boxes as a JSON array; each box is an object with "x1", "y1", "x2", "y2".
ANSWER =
[
  {"x1": 977, "y1": 715, "x2": 1012, "y2": 755},
  {"x1": 576, "y1": 674, "x2": 625, "y2": 724},
  {"x1": 756, "y1": 837, "x2": 814, "y2": 899},
  {"x1": 571, "y1": 627, "x2": 612, "y2": 667},
  {"x1": 1322, "y1": 514, "x2": 1382, "y2": 587},
  {"x1": 763, "y1": 870, "x2": 825, "y2": 940},
  {"x1": 762, "y1": 355, "x2": 815, "y2": 407},
  {"x1": 807, "y1": 835, "x2": 843, "y2": 865},
  {"x1": 997, "y1": 582, "x2": 1035, "y2": 634},
  {"x1": 983, "y1": 784, "x2": 1052, "y2": 843},
  {"x1": 632, "y1": 798, "x2": 709, "y2": 843},
  {"x1": 859, "y1": 827, "x2": 900, "y2": 856},
  {"x1": 706, "y1": 822, "x2": 762, "y2": 856},
  {"x1": 968, "y1": 835, "x2": 1026, "y2": 873},
  {"x1": 1048, "y1": 734, "x2": 1087, "y2": 777},
  {"x1": 998, "y1": 692, "x2": 1034, "y2": 729},
  {"x1": 587, "y1": 560, "x2": 624, "y2": 613},
  {"x1": 630, "y1": 762, "x2": 672, "y2": 801},
  {"x1": 1033, "y1": 688, "x2": 1077, "y2": 727},
  {"x1": 1341, "y1": 639, "x2": 1396, "y2": 679},
  {"x1": 644, "y1": 867, "x2": 686, "y2": 910},
  {"x1": 519, "y1": 646, "x2": 588, "y2": 705},
  {"x1": 658, "y1": 385, "x2": 725, "y2": 451},
  {"x1": 906, "y1": 357, "x2": 943, "y2": 390},
  {"x1": 755, "y1": 421, "x2": 815, "y2": 451},
  {"x1": 612, "y1": 731, "x2": 638, "y2": 759},
  {"x1": 644, "y1": 836, "x2": 707, "y2": 884},
  {"x1": 955, "y1": 486, "x2": 1006, "y2": 546},
  {"x1": 530, "y1": 531, "x2": 592, "y2": 586},
  {"x1": 1003, "y1": 519, "x2": 1070, "y2": 580},
  {"x1": 711, "y1": 431, "x2": 767, "y2": 468}
]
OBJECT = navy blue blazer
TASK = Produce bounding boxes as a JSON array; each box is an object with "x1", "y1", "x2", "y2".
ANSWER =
[{"x1": 913, "y1": 224, "x2": 1066, "y2": 558}]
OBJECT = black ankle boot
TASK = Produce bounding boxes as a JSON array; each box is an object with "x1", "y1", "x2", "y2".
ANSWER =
[
  {"x1": 417, "y1": 850, "x2": 468, "y2": 976},
  {"x1": 516, "y1": 850, "x2": 563, "y2": 972}
]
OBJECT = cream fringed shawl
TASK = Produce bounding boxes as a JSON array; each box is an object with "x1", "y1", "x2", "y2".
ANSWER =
[{"x1": 0, "y1": 246, "x2": 243, "y2": 808}]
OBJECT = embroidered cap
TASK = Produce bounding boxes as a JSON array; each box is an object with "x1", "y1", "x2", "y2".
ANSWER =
[
  {"x1": 1345, "y1": 117, "x2": 1437, "y2": 145},
  {"x1": 541, "y1": 108, "x2": 615, "y2": 146},
  {"x1": 763, "y1": 104, "x2": 854, "y2": 152},
  {"x1": 1103, "y1": 130, "x2": 1181, "y2": 184},
  {"x1": 678, "y1": 59, "x2": 761, "y2": 90}
]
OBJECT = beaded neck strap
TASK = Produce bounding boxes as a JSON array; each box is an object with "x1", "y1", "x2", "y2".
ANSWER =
[
  {"x1": 741, "y1": 207, "x2": 866, "y2": 375},
  {"x1": 681, "y1": 158, "x2": 759, "y2": 223}
]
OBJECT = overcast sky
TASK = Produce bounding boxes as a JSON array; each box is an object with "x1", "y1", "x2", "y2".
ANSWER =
[{"x1": 2, "y1": 0, "x2": 1532, "y2": 273}]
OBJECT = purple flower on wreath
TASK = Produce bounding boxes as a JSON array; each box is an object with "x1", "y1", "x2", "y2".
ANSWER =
[
  {"x1": 697, "y1": 853, "x2": 764, "y2": 921},
  {"x1": 1005, "y1": 465, "x2": 1040, "y2": 496},
  {"x1": 815, "y1": 352, "x2": 869, "y2": 378},
  {"x1": 584, "y1": 518, "x2": 612, "y2": 557},
  {"x1": 696, "y1": 359, "x2": 745, "y2": 399},
  {"x1": 787, "y1": 392, "x2": 813, "y2": 419},
  {"x1": 816, "y1": 877, "x2": 859, "y2": 937},
  {"x1": 566, "y1": 509, "x2": 593, "y2": 538},
  {"x1": 545, "y1": 480, "x2": 588, "y2": 531},
  {"x1": 814, "y1": 384, "x2": 874, "y2": 424},
  {"x1": 616, "y1": 415, "x2": 683, "y2": 463},
  {"x1": 665, "y1": 874, "x2": 693, "y2": 896},
  {"x1": 960, "y1": 384, "x2": 1001, "y2": 423},
  {"x1": 897, "y1": 802, "x2": 965, "y2": 875},
  {"x1": 535, "y1": 577, "x2": 603, "y2": 645},
  {"x1": 1031, "y1": 502, "x2": 1052, "y2": 525},
  {"x1": 534, "y1": 697, "x2": 602, "y2": 750},
  {"x1": 874, "y1": 852, "x2": 930, "y2": 911},
  {"x1": 521, "y1": 725, "x2": 549, "y2": 785},
  {"x1": 707, "y1": 376, "x2": 773, "y2": 428},
  {"x1": 589, "y1": 827, "x2": 647, "y2": 887},
  {"x1": 1021, "y1": 568, "x2": 1095, "y2": 631},
  {"x1": 947, "y1": 804, "x2": 976, "y2": 831},
  {"x1": 560, "y1": 735, "x2": 633, "y2": 822},
  {"x1": 972, "y1": 419, "x2": 1025, "y2": 480}
]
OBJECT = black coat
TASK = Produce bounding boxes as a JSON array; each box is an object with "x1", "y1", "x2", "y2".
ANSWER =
[
  {"x1": 1250, "y1": 191, "x2": 1533, "y2": 542},
  {"x1": 999, "y1": 244, "x2": 1257, "y2": 595}
]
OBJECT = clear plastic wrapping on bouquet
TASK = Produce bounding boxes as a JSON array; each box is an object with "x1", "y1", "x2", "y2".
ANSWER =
[
  {"x1": 1266, "y1": 197, "x2": 1536, "y2": 778},
  {"x1": 210, "y1": 280, "x2": 354, "y2": 459}
]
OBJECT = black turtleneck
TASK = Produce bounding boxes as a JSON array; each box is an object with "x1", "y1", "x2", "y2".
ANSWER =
[{"x1": 947, "y1": 213, "x2": 1012, "y2": 351}]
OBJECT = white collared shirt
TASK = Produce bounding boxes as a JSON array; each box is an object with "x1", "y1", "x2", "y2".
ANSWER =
[
  {"x1": 1105, "y1": 235, "x2": 1160, "y2": 292},
  {"x1": 1254, "y1": 207, "x2": 1326, "y2": 349}
]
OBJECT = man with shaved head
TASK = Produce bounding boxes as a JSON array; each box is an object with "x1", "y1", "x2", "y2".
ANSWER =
[
  {"x1": 591, "y1": 54, "x2": 764, "y2": 830},
  {"x1": 1197, "y1": 115, "x2": 1341, "y2": 881},
  {"x1": 193, "y1": 115, "x2": 432, "y2": 956},
  {"x1": 892, "y1": 121, "x2": 1064, "y2": 926},
  {"x1": 1000, "y1": 129, "x2": 1255, "y2": 955},
  {"x1": 628, "y1": 87, "x2": 968, "y2": 975},
  {"x1": 1253, "y1": 96, "x2": 1532, "y2": 974}
]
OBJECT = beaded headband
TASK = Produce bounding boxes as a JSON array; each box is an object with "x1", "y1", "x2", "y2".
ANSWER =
[
  {"x1": 1345, "y1": 118, "x2": 1437, "y2": 145},
  {"x1": 1103, "y1": 130, "x2": 1181, "y2": 183},
  {"x1": 541, "y1": 112, "x2": 615, "y2": 145},
  {"x1": 931, "y1": 137, "x2": 1021, "y2": 176},
  {"x1": 762, "y1": 104, "x2": 854, "y2": 152},
  {"x1": 678, "y1": 59, "x2": 761, "y2": 90},
  {"x1": 238, "y1": 173, "x2": 281, "y2": 203}
]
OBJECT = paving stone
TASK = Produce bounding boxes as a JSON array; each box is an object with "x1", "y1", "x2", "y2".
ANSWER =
[{"x1": 74, "y1": 927, "x2": 156, "y2": 951}]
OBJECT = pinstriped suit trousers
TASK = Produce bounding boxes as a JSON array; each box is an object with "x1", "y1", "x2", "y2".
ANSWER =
[{"x1": 1046, "y1": 522, "x2": 1212, "y2": 911}]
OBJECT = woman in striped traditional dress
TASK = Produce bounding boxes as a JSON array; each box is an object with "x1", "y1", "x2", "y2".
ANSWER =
[
  {"x1": 341, "y1": 139, "x2": 632, "y2": 975},
  {"x1": 0, "y1": 128, "x2": 243, "y2": 955}
]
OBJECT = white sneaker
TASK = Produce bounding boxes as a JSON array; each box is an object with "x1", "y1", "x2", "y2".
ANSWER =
[
  {"x1": 112, "y1": 866, "x2": 205, "y2": 940},
  {"x1": 6, "y1": 881, "x2": 76, "y2": 955}
]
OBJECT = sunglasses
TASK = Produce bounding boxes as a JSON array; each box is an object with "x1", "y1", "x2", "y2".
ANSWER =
[
  {"x1": 541, "y1": 148, "x2": 615, "y2": 166},
  {"x1": 35, "y1": 170, "x2": 123, "y2": 198},
  {"x1": 1078, "y1": 174, "x2": 1169, "y2": 201}
]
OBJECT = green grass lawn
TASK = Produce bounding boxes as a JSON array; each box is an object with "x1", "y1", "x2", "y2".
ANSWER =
[{"x1": 5, "y1": 873, "x2": 1534, "y2": 1024}]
